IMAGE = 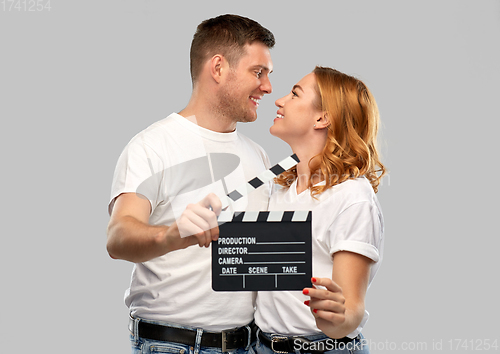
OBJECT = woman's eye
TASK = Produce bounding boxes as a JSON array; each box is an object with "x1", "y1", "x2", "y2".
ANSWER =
[{"x1": 292, "y1": 90, "x2": 298, "y2": 97}]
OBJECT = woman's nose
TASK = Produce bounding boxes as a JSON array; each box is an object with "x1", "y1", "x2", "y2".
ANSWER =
[{"x1": 275, "y1": 96, "x2": 285, "y2": 107}]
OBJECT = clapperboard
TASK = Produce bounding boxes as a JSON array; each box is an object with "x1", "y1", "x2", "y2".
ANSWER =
[{"x1": 212, "y1": 154, "x2": 313, "y2": 291}]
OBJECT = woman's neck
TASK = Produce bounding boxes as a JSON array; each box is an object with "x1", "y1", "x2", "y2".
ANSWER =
[
  {"x1": 293, "y1": 149, "x2": 324, "y2": 195},
  {"x1": 287, "y1": 131, "x2": 328, "y2": 194}
]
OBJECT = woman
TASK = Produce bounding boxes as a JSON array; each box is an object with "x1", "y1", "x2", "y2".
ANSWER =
[{"x1": 253, "y1": 66, "x2": 386, "y2": 354}]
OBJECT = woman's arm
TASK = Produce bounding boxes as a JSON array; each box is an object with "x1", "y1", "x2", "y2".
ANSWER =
[{"x1": 303, "y1": 250, "x2": 372, "y2": 339}]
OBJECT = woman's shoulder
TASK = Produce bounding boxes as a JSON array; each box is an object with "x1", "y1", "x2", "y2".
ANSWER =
[
  {"x1": 343, "y1": 176, "x2": 374, "y2": 195},
  {"x1": 319, "y1": 177, "x2": 377, "y2": 208},
  {"x1": 327, "y1": 176, "x2": 372, "y2": 195}
]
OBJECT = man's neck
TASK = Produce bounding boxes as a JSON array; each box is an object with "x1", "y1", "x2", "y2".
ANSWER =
[{"x1": 178, "y1": 100, "x2": 237, "y2": 133}]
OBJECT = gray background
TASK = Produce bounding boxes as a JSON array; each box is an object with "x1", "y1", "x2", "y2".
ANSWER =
[{"x1": 1, "y1": 0, "x2": 499, "y2": 353}]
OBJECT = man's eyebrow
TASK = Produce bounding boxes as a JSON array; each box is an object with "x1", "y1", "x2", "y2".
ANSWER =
[
  {"x1": 292, "y1": 84, "x2": 303, "y2": 92},
  {"x1": 252, "y1": 65, "x2": 273, "y2": 73}
]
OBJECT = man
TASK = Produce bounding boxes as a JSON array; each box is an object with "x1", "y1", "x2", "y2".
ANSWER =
[{"x1": 107, "y1": 14, "x2": 275, "y2": 353}]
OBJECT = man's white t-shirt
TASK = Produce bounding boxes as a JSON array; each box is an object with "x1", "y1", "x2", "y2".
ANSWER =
[
  {"x1": 255, "y1": 177, "x2": 384, "y2": 337},
  {"x1": 109, "y1": 113, "x2": 271, "y2": 331}
]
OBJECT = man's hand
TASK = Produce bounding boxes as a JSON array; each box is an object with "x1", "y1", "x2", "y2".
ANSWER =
[{"x1": 171, "y1": 193, "x2": 222, "y2": 247}]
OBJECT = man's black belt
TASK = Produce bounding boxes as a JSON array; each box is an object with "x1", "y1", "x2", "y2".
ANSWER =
[
  {"x1": 258, "y1": 330, "x2": 356, "y2": 354},
  {"x1": 130, "y1": 317, "x2": 253, "y2": 352}
]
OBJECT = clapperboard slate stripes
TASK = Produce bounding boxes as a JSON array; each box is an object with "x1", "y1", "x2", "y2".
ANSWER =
[
  {"x1": 220, "y1": 154, "x2": 300, "y2": 209},
  {"x1": 211, "y1": 153, "x2": 312, "y2": 291}
]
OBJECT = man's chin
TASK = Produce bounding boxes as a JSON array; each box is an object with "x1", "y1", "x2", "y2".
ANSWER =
[{"x1": 238, "y1": 114, "x2": 257, "y2": 123}]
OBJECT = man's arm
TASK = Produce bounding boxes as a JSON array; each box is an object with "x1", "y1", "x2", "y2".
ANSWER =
[{"x1": 106, "y1": 192, "x2": 221, "y2": 263}]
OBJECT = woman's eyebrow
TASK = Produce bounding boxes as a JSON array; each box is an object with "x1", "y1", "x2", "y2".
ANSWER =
[{"x1": 292, "y1": 84, "x2": 304, "y2": 92}]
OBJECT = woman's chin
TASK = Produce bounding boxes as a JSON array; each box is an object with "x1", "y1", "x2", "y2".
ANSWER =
[{"x1": 270, "y1": 127, "x2": 289, "y2": 145}]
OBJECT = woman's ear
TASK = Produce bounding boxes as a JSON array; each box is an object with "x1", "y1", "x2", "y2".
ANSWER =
[{"x1": 314, "y1": 112, "x2": 331, "y2": 129}]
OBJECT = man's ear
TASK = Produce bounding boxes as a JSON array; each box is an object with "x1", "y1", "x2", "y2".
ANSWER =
[
  {"x1": 315, "y1": 112, "x2": 331, "y2": 129},
  {"x1": 210, "y1": 55, "x2": 225, "y2": 83}
]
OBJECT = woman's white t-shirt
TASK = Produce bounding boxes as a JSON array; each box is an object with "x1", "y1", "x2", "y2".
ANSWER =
[{"x1": 255, "y1": 177, "x2": 384, "y2": 337}]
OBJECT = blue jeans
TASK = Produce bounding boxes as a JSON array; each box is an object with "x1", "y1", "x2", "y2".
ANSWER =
[
  {"x1": 129, "y1": 317, "x2": 253, "y2": 354},
  {"x1": 251, "y1": 330, "x2": 370, "y2": 354}
]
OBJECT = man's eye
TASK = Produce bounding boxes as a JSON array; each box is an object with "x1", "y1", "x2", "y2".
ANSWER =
[{"x1": 256, "y1": 71, "x2": 262, "y2": 78}]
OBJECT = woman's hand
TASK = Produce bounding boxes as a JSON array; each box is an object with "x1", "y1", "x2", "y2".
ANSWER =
[
  {"x1": 303, "y1": 277, "x2": 346, "y2": 331},
  {"x1": 302, "y1": 251, "x2": 372, "y2": 338}
]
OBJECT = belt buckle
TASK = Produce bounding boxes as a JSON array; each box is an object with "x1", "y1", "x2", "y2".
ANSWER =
[{"x1": 271, "y1": 336, "x2": 288, "y2": 354}]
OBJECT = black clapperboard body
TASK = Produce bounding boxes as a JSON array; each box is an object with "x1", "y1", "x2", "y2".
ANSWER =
[
  {"x1": 209, "y1": 153, "x2": 312, "y2": 291},
  {"x1": 212, "y1": 210, "x2": 312, "y2": 291}
]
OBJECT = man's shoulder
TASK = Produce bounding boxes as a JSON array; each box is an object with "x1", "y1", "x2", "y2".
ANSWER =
[
  {"x1": 127, "y1": 113, "x2": 180, "y2": 145},
  {"x1": 141, "y1": 113, "x2": 179, "y2": 134},
  {"x1": 236, "y1": 130, "x2": 267, "y2": 154}
]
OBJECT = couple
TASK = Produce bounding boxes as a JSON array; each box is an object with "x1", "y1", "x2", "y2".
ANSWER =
[{"x1": 107, "y1": 14, "x2": 385, "y2": 354}]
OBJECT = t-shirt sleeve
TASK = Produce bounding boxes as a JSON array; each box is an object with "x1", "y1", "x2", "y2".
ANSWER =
[
  {"x1": 325, "y1": 201, "x2": 382, "y2": 262},
  {"x1": 108, "y1": 134, "x2": 164, "y2": 215}
]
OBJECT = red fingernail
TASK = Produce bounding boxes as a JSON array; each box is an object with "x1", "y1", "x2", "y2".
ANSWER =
[
  {"x1": 313, "y1": 309, "x2": 318, "y2": 313},
  {"x1": 303, "y1": 289, "x2": 309, "y2": 295},
  {"x1": 311, "y1": 277, "x2": 317, "y2": 283},
  {"x1": 304, "y1": 300, "x2": 310, "y2": 306}
]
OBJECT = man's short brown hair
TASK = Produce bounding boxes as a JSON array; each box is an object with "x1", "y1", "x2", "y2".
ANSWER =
[{"x1": 190, "y1": 14, "x2": 275, "y2": 84}]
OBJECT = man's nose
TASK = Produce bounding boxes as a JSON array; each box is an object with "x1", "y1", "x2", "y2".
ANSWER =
[{"x1": 260, "y1": 76, "x2": 272, "y2": 94}]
